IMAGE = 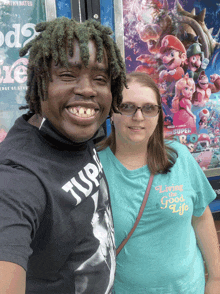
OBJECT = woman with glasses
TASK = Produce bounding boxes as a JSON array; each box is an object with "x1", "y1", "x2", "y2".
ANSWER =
[{"x1": 98, "y1": 72, "x2": 220, "y2": 293}]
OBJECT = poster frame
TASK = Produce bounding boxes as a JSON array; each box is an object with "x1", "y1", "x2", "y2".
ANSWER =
[
  {"x1": 45, "y1": 0, "x2": 57, "y2": 21},
  {"x1": 113, "y1": 0, "x2": 220, "y2": 179},
  {"x1": 114, "y1": 0, "x2": 124, "y2": 60}
]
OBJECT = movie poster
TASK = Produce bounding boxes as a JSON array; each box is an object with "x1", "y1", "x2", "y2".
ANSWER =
[
  {"x1": 123, "y1": 0, "x2": 220, "y2": 171},
  {"x1": 0, "y1": 0, "x2": 46, "y2": 142}
]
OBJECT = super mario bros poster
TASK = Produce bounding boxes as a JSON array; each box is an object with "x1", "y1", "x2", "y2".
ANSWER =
[{"x1": 123, "y1": 0, "x2": 220, "y2": 172}]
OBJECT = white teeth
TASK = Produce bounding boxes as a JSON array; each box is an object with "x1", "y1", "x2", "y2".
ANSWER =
[
  {"x1": 79, "y1": 108, "x2": 84, "y2": 115},
  {"x1": 68, "y1": 107, "x2": 96, "y2": 118}
]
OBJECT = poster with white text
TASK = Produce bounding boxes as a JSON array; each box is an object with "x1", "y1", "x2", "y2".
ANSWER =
[{"x1": 0, "y1": 0, "x2": 46, "y2": 142}]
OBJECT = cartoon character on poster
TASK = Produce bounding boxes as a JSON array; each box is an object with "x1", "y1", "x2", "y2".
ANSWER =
[
  {"x1": 171, "y1": 73, "x2": 197, "y2": 133},
  {"x1": 159, "y1": 35, "x2": 186, "y2": 108},
  {"x1": 123, "y1": 0, "x2": 220, "y2": 170}
]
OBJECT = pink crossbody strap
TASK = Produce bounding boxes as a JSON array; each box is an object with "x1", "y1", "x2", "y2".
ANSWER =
[{"x1": 116, "y1": 174, "x2": 154, "y2": 256}]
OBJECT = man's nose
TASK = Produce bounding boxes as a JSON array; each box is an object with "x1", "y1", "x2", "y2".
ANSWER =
[{"x1": 74, "y1": 77, "x2": 97, "y2": 98}]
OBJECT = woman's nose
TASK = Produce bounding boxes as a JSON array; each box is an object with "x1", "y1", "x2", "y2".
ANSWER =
[{"x1": 132, "y1": 108, "x2": 145, "y2": 120}]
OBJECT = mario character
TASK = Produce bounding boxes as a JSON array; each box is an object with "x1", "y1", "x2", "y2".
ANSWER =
[
  {"x1": 159, "y1": 35, "x2": 186, "y2": 83},
  {"x1": 185, "y1": 43, "x2": 209, "y2": 81},
  {"x1": 192, "y1": 71, "x2": 220, "y2": 107},
  {"x1": 159, "y1": 35, "x2": 186, "y2": 108}
]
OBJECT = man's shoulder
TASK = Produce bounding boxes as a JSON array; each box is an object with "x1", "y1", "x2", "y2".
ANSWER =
[
  {"x1": 0, "y1": 114, "x2": 38, "y2": 158},
  {"x1": 0, "y1": 115, "x2": 50, "y2": 177}
]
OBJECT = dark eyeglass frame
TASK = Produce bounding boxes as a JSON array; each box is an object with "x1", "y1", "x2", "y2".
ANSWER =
[{"x1": 118, "y1": 103, "x2": 162, "y2": 118}]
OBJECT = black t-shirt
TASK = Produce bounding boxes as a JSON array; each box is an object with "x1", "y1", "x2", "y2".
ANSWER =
[{"x1": 0, "y1": 114, "x2": 115, "y2": 293}]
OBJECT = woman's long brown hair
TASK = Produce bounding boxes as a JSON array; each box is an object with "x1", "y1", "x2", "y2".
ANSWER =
[{"x1": 97, "y1": 72, "x2": 178, "y2": 174}]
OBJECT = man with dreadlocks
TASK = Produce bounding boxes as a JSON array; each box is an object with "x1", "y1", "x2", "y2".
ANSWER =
[{"x1": 0, "y1": 17, "x2": 126, "y2": 293}]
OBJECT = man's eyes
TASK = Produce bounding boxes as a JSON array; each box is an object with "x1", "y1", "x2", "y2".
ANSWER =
[
  {"x1": 60, "y1": 74, "x2": 75, "y2": 77},
  {"x1": 59, "y1": 71, "x2": 76, "y2": 78},
  {"x1": 95, "y1": 76, "x2": 108, "y2": 83},
  {"x1": 58, "y1": 72, "x2": 108, "y2": 82}
]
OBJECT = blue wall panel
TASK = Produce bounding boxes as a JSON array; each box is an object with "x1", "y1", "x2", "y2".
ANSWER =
[
  {"x1": 56, "y1": 0, "x2": 71, "y2": 18},
  {"x1": 100, "y1": 0, "x2": 114, "y2": 33}
]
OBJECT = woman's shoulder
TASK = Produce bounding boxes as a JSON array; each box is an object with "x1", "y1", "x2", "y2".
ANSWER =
[
  {"x1": 98, "y1": 146, "x2": 110, "y2": 155},
  {"x1": 98, "y1": 146, "x2": 119, "y2": 174},
  {"x1": 165, "y1": 140, "x2": 199, "y2": 174},
  {"x1": 98, "y1": 146, "x2": 112, "y2": 162},
  {"x1": 166, "y1": 140, "x2": 191, "y2": 156}
]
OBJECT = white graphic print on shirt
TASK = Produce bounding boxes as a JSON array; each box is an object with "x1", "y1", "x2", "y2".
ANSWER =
[{"x1": 62, "y1": 148, "x2": 115, "y2": 293}]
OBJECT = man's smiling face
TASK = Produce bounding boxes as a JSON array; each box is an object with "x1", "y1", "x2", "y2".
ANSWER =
[{"x1": 41, "y1": 40, "x2": 112, "y2": 143}]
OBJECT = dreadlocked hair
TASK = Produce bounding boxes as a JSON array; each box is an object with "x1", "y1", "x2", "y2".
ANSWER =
[{"x1": 19, "y1": 17, "x2": 127, "y2": 114}]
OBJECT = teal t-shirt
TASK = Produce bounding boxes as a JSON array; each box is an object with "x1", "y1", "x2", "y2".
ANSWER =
[{"x1": 98, "y1": 142, "x2": 216, "y2": 294}]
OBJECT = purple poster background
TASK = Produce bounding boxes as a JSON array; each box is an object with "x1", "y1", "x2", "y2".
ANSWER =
[{"x1": 123, "y1": 0, "x2": 220, "y2": 171}]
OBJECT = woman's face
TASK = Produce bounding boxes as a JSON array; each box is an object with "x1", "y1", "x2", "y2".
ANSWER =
[{"x1": 112, "y1": 81, "x2": 159, "y2": 147}]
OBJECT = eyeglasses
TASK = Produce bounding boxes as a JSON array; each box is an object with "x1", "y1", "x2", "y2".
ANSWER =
[{"x1": 118, "y1": 103, "x2": 161, "y2": 118}]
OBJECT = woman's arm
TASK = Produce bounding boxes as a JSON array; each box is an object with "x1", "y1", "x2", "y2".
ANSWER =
[{"x1": 192, "y1": 206, "x2": 220, "y2": 294}]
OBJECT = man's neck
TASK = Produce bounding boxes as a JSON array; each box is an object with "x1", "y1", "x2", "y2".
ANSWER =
[{"x1": 28, "y1": 114, "x2": 43, "y2": 128}]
